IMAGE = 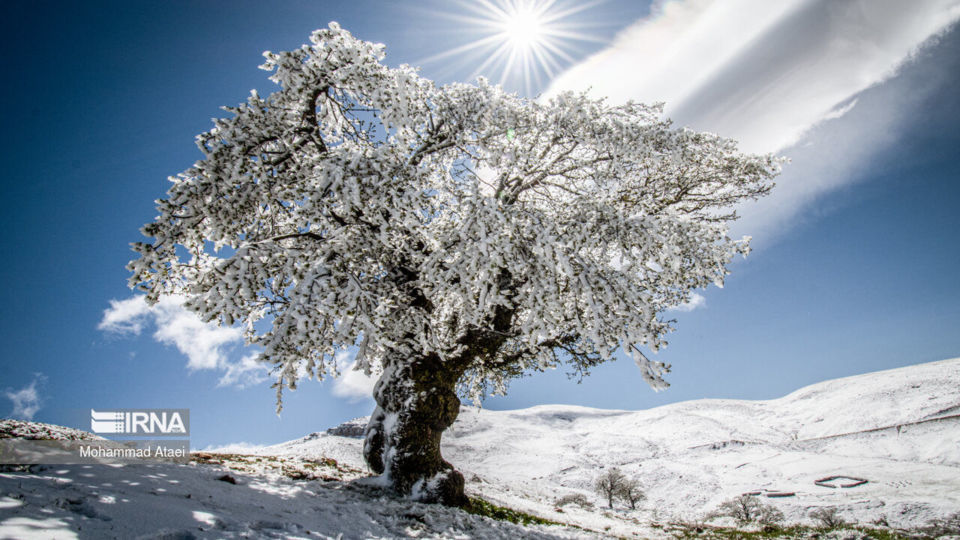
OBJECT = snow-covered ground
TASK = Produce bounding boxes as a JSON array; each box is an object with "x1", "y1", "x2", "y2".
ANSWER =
[
  {"x1": 440, "y1": 356, "x2": 960, "y2": 536},
  {"x1": 2, "y1": 357, "x2": 958, "y2": 538}
]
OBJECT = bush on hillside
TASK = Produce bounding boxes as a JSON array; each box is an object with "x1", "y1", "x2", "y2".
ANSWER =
[
  {"x1": 555, "y1": 493, "x2": 593, "y2": 509},
  {"x1": 810, "y1": 506, "x2": 846, "y2": 528},
  {"x1": 708, "y1": 494, "x2": 784, "y2": 525}
]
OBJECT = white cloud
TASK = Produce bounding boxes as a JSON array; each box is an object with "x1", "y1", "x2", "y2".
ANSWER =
[
  {"x1": 99, "y1": 297, "x2": 378, "y2": 396},
  {"x1": 330, "y1": 351, "x2": 377, "y2": 402},
  {"x1": 98, "y1": 297, "x2": 152, "y2": 335},
  {"x1": 670, "y1": 292, "x2": 706, "y2": 312},
  {"x1": 5, "y1": 374, "x2": 46, "y2": 421},
  {"x1": 547, "y1": 0, "x2": 804, "y2": 123},
  {"x1": 99, "y1": 296, "x2": 268, "y2": 388},
  {"x1": 198, "y1": 441, "x2": 266, "y2": 453},
  {"x1": 548, "y1": 0, "x2": 960, "y2": 242},
  {"x1": 218, "y1": 353, "x2": 269, "y2": 389}
]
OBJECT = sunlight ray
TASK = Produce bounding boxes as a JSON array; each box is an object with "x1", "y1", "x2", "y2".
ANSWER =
[
  {"x1": 530, "y1": 43, "x2": 563, "y2": 79},
  {"x1": 417, "y1": 34, "x2": 504, "y2": 66},
  {"x1": 468, "y1": 41, "x2": 516, "y2": 82},
  {"x1": 536, "y1": 39, "x2": 578, "y2": 65},
  {"x1": 539, "y1": 0, "x2": 606, "y2": 24},
  {"x1": 499, "y1": 47, "x2": 521, "y2": 87},
  {"x1": 542, "y1": 28, "x2": 608, "y2": 44}
]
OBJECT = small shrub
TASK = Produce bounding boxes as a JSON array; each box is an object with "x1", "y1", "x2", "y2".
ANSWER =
[
  {"x1": 709, "y1": 494, "x2": 784, "y2": 525},
  {"x1": 810, "y1": 506, "x2": 846, "y2": 528},
  {"x1": 555, "y1": 493, "x2": 593, "y2": 509},
  {"x1": 754, "y1": 504, "x2": 784, "y2": 526}
]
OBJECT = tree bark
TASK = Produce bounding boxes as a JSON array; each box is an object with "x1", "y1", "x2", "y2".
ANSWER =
[{"x1": 363, "y1": 350, "x2": 468, "y2": 506}]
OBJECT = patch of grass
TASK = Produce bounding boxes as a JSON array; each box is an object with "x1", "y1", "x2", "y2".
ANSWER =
[
  {"x1": 190, "y1": 452, "x2": 362, "y2": 482},
  {"x1": 671, "y1": 524, "x2": 803, "y2": 539},
  {"x1": 670, "y1": 522, "x2": 915, "y2": 539},
  {"x1": 464, "y1": 497, "x2": 563, "y2": 527},
  {"x1": 850, "y1": 526, "x2": 913, "y2": 540}
]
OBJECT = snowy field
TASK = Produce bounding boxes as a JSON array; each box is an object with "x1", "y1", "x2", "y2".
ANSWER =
[{"x1": 1, "y1": 357, "x2": 958, "y2": 538}]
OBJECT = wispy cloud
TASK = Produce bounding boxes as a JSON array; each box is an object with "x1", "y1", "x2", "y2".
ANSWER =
[
  {"x1": 199, "y1": 441, "x2": 266, "y2": 453},
  {"x1": 821, "y1": 98, "x2": 859, "y2": 122},
  {"x1": 330, "y1": 351, "x2": 377, "y2": 403},
  {"x1": 4, "y1": 373, "x2": 46, "y2": 421},
  {"x1": 548, "y1": 0, "x2": 960, "y2": 243},
  {"x1": 669, "y1": 292, "x2": 706, "y2": 313},
  {"x1": 99, "y1": 296, "x2": 268, "y2": 388},
  {"x1": 100, "y1": 297, "x2": 381, "y2": 399},
  {"x1": 219, "y1": 353, "x2": 270, "y2": 389}
]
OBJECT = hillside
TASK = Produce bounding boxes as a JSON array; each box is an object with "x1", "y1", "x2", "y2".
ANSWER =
[
  {"x1": 1, "y1": 358, "x2": 958, "y2": 538},
  {"x1": 439, "y1": 357, "x2": 960, "y2": 535},
  {"x1": 241, "y1": 357, "x2": 960, "y2": 536}
]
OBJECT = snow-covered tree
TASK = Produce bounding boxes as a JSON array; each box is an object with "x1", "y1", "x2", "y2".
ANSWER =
[
  {"x1": 129, "y1": 24, "x2": 780, "y2": 506},
  {"x1": 616, "y1": 476, "x2": 645, "y2": 510},
  {"x1": 595, "y1": 468, "x2": 626, "y2": 509}
]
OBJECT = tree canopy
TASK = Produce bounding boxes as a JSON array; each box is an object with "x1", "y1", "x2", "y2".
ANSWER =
[{"x1": 129, "y1": 23, "x2": 779, "y2": 504}]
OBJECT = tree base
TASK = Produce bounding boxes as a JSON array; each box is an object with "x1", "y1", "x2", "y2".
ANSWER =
[
  {"x1": 410, "y1": 468, "x2": 468, "y2": 507},
  {"x1": 362, "y1": 353, "x2": 468, "y2": 507}
]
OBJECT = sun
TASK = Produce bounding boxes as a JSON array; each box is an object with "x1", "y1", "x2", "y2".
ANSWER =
[
  {"x1": 501, "y1": 5, "x2": 546, "y2": 51},
  {"x1": 418, "y1": 0, "x2": 605, "y2": 96}
]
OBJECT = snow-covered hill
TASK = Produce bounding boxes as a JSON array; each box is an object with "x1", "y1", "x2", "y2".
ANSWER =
[
  {"x1": 440, "y1": 357, "x2": 960, "y2": 534},
  {"x1": 243, "y1": 357, "x2": 960, "y2": 536},
  {"x1": 1, "y1": 357, "x2": 958, "y2": 538}
]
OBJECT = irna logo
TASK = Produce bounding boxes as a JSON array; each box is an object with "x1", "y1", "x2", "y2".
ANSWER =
[{"x1": 90, "y1": 409, "x2": 189, "y2": 436}]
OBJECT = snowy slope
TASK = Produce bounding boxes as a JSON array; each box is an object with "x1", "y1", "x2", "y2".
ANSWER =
[
  {"x1": 2, "y1": 358, "x2": 958, "y2": 538},
  {"x1": 441, "y1": 357, "x2": 960, "y2": 534},
  {"x1": 255, "y1": 357, "x2": 960, "y2": 536}
]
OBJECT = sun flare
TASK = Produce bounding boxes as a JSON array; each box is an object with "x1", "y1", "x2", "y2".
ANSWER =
[
  {"x1": 420, "y1": 0, "x2": 605, "y2": 96},
  {"x1": 501, "y1": 6, "x2": 545, "y2": 51}
]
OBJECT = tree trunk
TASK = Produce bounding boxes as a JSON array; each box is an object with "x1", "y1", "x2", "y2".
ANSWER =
[{"x1": 362, "y1": 351, "x2": 468, "y2": 506}]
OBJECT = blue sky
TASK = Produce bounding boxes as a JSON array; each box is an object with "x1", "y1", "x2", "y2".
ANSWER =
[{"x1": 3, "y1": 1, "x2": 959, "y2": 449}]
